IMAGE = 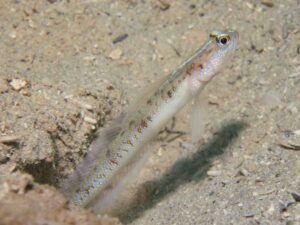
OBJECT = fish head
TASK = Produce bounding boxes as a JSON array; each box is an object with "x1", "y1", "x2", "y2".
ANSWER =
[{"x1": 188, "y1": 30, "x2": 239, "y2": 84}]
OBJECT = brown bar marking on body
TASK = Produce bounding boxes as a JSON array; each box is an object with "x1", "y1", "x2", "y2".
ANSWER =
[
  {"x1": 167, "y1": 90, "x2": 172, "y2": 98},
  {"x1": 129, "y1": 120, "x2": 135, "y2": 129},
  {"x1": 137, "y1": 127, "x2": 142, "y2": 133},
  {"x1": 92, "y1": 165, "x2": 98, "y2": 173},
  {"x1": 140, "y1": 119, "x2": 148, "y2": 128},
  {"x1": 127, "y1": 140, "x2": 133, "y2": 146},
  {"x1": 186, "y1": 62, "x2": 204, "y2": 76},
  {"x1": 177, "y1": 77, "x2": 184, "y2": 85},
  {"x1": 109, "y1": 158, "x2": 119, "y2": 165},
  {"x1": 106, "y1": 149, "x2": 118, "y2": 165},
  {"x1": 147, "y1": 98, "x2": 152, "y2": 105},
  {"x1": 197, "y1": 63, "x2": 204, "y2": 70},
  {"x1": 85, "y1": 184, "x2": 94, "y2": 194},
  {"x1": 84, "y1": 188, "x2": 90, "y2": 195}
]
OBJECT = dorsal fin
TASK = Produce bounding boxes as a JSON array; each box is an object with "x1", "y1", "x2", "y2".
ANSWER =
[{"x1": 60, "y1": 117, "x2": 123, "y2": 194}]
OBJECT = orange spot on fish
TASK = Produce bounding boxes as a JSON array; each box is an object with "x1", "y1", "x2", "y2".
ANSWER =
[
  {"x1": 186, "y1": 62, "x2": 204, "y2": 76},
  {"x1": 186, "y1": 63, "x2": 195, "y2": 75}
]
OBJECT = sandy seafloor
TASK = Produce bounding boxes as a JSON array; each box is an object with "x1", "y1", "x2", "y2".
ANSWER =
[{"x1": 0, "y1": 0, "x2": 299, "y2": 225}]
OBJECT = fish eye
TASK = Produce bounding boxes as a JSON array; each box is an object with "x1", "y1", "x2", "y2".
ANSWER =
[{"x1": 217, "y1": 35, "x2": 231, "y2": 46}]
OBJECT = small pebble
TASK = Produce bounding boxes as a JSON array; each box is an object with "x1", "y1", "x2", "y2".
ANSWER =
[
  {"x1": 189, "y1": 4, "x2": 196, "y2": 9},
  {"x1": 83, "y1": 56, "x2": 96, "y2": 61},
  {"x1": 207, "y1": 169, "x2": 221, "y2": 176},
  {"x1": 83, "y1": 116, "x2": 97, "y2": 125},
  {"x1": 0, "y1": 78, "x2": 8, "y2": 93},
  {"x1": 282, "y1": 211, "x2": 290, "y2": 218},
  {"x1": 108, "y1": 48, "x2": 123, "y2": 60},
  {"x1": 261, "y1": 0, "x2": 274, "y2": 7},
  {"x1": 157, "y1": 0, "x2": 170, "y2": 11},
  {"x1": 0, "y1": 135, "x2": 20, "y2": 144},
  {"x1": 286, "y1": 104, "x2": 298, "y2": 114},
  {"x1": 9, "y1": 79, "x2": 27, "y2": 91},
  {"x1": 208, "y1": 94, "x2": 221, "y2": 106},
  {"x1": 66, "y1": 97, "x2": 93, "y2": 111},
  {"x1": 293, "y1": 130, "x2": 300, "y2": 136},
  {"x1": 9, "y1": 31, "x2": 17, "y2": 39},
  {"x1": 244, "y1": 161, "x2": 257, "y2": 173},
  {"x1": 243, "y1": 212, "x2": 255, "y2": 218},
  {"x1": 238, "y1": 168, "x2": 250, "y2": 176},
  {"x1": 112, "y1": 33, "x2": 128, "y2": 44},
  {"x1": 266, "y1": 203, "x2": 275, "y2": 214},
  {"x1": 291, "y1": 192, "x2": 300, "y2": 202},
  {"x1": 246, "y1": 2, "x2": 255, "y2": 9}
]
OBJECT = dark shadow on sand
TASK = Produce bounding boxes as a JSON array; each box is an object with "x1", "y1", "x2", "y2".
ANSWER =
[{"x1": 118, "y1": 120, "x2": 246, "y2": 224}]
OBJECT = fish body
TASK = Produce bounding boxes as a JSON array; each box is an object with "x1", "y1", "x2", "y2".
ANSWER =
[{"x1": 61, "y1": 30, "x2": 239, "y2": 213}]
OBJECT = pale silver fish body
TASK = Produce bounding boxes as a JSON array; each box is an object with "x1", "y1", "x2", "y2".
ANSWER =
[{"x1": 61, "y1": 30, "x2": 239, "y2": 211}]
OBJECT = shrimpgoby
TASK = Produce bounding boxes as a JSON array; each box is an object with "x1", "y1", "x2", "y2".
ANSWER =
[{"x1": 60, "y1": 30, "x2": 239, "y2": 213}]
